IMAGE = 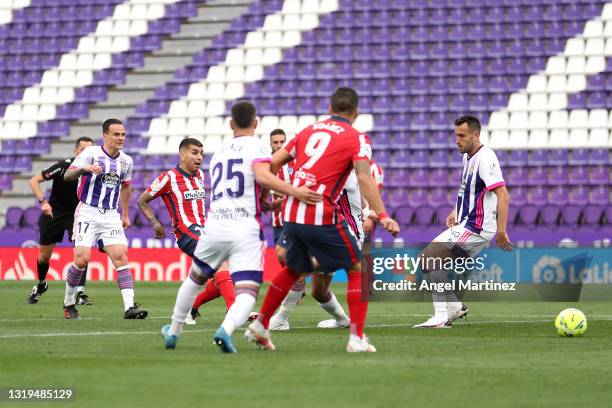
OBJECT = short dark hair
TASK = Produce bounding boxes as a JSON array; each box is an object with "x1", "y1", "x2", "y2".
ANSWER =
[
  {"x1": 231, "y1": 100, "x2": 256, "y2": 129},
  {"x1": 179, "y1": 137, "x2": 203, "y2": 151},
  {"x1": 330, "y1": 87, "x2": 359, "y2": 115},
  {"x1": 454, "y1": 115, "x2": 481, "y2": 133},
  {"x1": 102, "y1": 119, "x2": 124, "y2": 133},
  {"x1": 75, "y1": 136, "x2": 94, "y2": 147},
  {"x1": 269, "y1": 129, "x2": 286, "y2": 138}
]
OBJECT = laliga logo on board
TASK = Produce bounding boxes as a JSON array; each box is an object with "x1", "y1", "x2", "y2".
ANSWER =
[{"x1": 532, "y1": 255, "x2": 565, "y2": 283}]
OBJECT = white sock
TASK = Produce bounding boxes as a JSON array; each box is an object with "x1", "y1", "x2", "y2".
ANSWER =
[
  {"x1": 319, "y1": 293, "x2": 348, "y2": 321},
  {"x1": 170, "y1": 277, "x2": 204, "y2": 336},
  {"x1": 120, "y1": 289, "x2": 134, "y2": 311},
  {"x1": 221, "y1": 293, "x2": 256, "y2": 336},
  {"x1": 447, "y1": 301, "x2": 462, "y2": 311},
  {"x1": 76, "y1": 286, "x2": 85, "y2": 294},
  {"x1": 64, "y1": 282, "x2": 77, "y2": 307},
  {"x1": 276, "y1": 289, "x2": 303, "y2": 321},
  {"x1": 433, "y1": 301, "x2": 448, "y2": 320}
]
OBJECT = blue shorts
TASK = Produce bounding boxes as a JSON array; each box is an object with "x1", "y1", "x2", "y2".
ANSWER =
[
  {"x1": 283, "y1": 221, "x2": 361, "y2": 273},
  {"x1": 273, "y1": 226, "x2": 288, "y2": 248},
  {"x1": 176, "y1": 224, "x2": 211, "y2": 272}
]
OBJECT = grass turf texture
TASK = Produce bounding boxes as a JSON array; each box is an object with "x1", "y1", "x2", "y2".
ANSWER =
[{"x1": 1, "y1": 281, "x2": 611, "y2": 408}]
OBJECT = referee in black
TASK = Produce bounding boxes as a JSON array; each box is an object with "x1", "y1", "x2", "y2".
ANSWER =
[{"x1": 26, "y1": 137, "x2": 94, "y2": 305}]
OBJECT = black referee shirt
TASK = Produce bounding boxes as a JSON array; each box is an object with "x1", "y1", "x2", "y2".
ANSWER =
[{"x1": 41, "y1": 158, "x2": 79, "y2": 213}]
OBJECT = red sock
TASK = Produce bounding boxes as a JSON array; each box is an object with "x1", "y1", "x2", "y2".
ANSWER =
[
  {"x1": 192, "y1": 279, "x2": 221, "y2": 310},
  {"x1": 347, "y1": 272, "x2": 368, "y2": 338},
  {"x1": 214, "y1": 270, "x2": 235, "y2": 310},
  {"x1": 258, "y1": 266, "x2": 298, "y2": 328}
]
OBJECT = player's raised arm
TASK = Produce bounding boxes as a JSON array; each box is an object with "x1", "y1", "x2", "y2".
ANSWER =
[
  {"x1": 270, "y1": 147, "x2": 293, "y2": 175},
  {"x1": 492, "y1": 185, "x2": 513, "y2": 251},
  {"x1": 253, "y1": 162, "x2": 321, "y2": 205},
  {"x1": 354, "y1": 159, "x2": 399, "y2": 236},
  {"x1": 137, "y1": 190, "x2": 165, "y2": 239}
]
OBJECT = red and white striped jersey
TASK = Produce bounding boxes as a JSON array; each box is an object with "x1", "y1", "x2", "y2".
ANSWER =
[
  {"x1": 271, "y1": 163, "x2": 293, "y2": 228},
  {"x1": 282, "y1": 116, "x2": 371, "y2": 225},
  {"x1": 370, "y1": 160, "x2": 384, "y2": 189},
  {"x1": 146, "y1": 166, "x2": 206, "y2": 240}
]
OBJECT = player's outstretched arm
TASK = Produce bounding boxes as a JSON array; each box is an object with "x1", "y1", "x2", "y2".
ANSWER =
[
  {"x1": 137, "y1": 191, "x2": 166, "y2": 239},
  {"x1": 253, "y1": 162, "x2": 321, "y2": 205},
  {"x1": 29, "y1": 173, "x2": 53, "y2": 217},
  {"x1": 354, "y1": 160, "x2": 400, "y2": 237},
  {"x1": 493, "y1": 185, "x2": 513, "y2": 251},
  {"x1": 120, "y1": 183, "x2": 132, "y2": 230},
  {"x1": 270, "y1": 148, "x2": 293, "y2": 175}
]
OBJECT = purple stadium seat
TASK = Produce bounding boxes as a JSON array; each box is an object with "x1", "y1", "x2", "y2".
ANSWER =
[
  {"x1": 409, "y1": 189, "x2": 428, "y2": 208},
  {"x1": 568, "y1": 167, "x2": 589, "y2": 186},
  {"x1": 548, "y1": 167, "x2": 568, "y2": 185},
  {"x1": 528, "y1": 187, "x2": 548, "y2": 206},
  {"x1": 509, "y1": 167, "x2": 529, "y2": 186},
  {"x1": 519, "y1": 205, "x2": 539, "y2": 225},
  {"x1": 540, "y1": 206, "x2": 561, "y2": 225},
  {"x1": 560, "y1": 205, "x2": 582, "y2": 226},
  {"x1": 568, "y1": 186, "x2": 589, "y2": 206},
  {"x1": 549, "y1": 186, "x2": 569, "y2": 206},
  {"x1": 23, "y1": 206, "x2": 40, "y2": 228},
  {"x1": 590, "y1": 186, "x2": 610, "y2": 206},
  {"x1": 414, "y1": 206, "x2": 435, "y2": 226},
  {"x1": 583, "y1": 205, "x2": 604, "y2": 225},
  {"x1": 394, "y1": 205, "x2": 413, "y2": 225},
  {"x1": 569, "y1": 149, "x2": 589, "y2": 166},
  {"x1": 5, "y1": 207, "x2": 24, "y2": 228}
]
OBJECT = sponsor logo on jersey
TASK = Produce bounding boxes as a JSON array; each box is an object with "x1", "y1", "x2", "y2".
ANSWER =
[
  {"x1": 101, "y1": 172, "x2": 120, "y2": 188},
  {"x1": 183, "y1": 189, "x2": 206, "y2": 200}
]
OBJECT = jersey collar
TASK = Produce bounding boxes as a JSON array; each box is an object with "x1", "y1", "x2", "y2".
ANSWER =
[
  {"x1": 101, "y1": 145, "x2": 120, "y2": 159},
  {"x1": 329, "y1": 115, "x2": 351, "y2": 124},
  {"x1": 176, "y1": 164, "x2": 196, "y2": 178},
  {"x1": 467, "y1": 144, "x2": 484, "y2": 160}
]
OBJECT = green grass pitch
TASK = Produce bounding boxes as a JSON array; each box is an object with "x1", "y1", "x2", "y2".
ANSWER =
[{"x1": 1, "y1": 281, "x2": 611, "y2": 408}]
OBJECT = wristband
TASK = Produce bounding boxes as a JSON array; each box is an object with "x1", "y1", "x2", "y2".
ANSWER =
[
  {"x1": 38, "y1": 197, "x2": 47, "y2": 205},
  {"x1": 378, "y1": 211, "x2": 389, "y2": 221}
]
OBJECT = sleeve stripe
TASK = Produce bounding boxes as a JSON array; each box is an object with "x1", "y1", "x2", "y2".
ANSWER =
[{"x1": 486, "y1": 181, "x2": 506, "y2": 191}]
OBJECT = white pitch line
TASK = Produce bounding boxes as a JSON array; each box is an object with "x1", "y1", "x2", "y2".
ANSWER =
[
  {"x1": 3, "y1": 314, "x2": 612, "y2": 323},
  {"x1": 0, "y1": 319, "x2": 599, "y2": 339}
]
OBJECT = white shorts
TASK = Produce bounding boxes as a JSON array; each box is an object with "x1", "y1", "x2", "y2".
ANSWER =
[
  {"x1": 72, "y1": 202, "x2": 128, "y2": 248},
  {"x1": 432, "y1": 224, "x2": 494, "y2": 257},
  {"x1": 193, "y1": 234, "x2": 265, "y2": 284}
]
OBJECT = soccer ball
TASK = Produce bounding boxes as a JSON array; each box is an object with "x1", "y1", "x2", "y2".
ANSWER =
[{"x1": 554, "y1": 308, "x2": 587, "y2": 337}]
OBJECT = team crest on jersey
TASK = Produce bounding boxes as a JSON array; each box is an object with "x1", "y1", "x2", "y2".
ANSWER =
[
  {"x1": 184, "y1": 189, "x2": 206, "y2": 200},
  {"x1": 101, "y1": 172, "x2": 120, "y2": 188},
  {"x1": 119, "y1": 160, "x2": 130, "y2": 174}
]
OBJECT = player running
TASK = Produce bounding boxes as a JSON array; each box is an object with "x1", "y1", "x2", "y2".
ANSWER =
[
  {"x1": 414, "y1": 115, "x2": 513, "y2": 328},
  {"x1": 62, "y1": 119, "x2": 147, "y2": 320},
  {"x1": 137, "y1": 138, "x2": 235, "y2": 324},
  {"x1": 247, "y1": 87, "x2": 400, "y2": 353},
  {"x1": 269, "y1": 155, "x2": 386, "y2": 331},
  {"x1": 160, "y1": 101, "x2": 321, "y2": 352},
  {"x1": 26, "y1": 137, "x2": 94, "y2": 305}
]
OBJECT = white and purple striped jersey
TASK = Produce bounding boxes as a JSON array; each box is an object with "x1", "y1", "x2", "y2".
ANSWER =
[
  {"x1": 456, "y1": 145, "x2": 505, "y2": 235},
  {"x1": 70, "y1": 146, "x2": 133, "y2": 210},
  {"x1": 338, "y1": 171, "x2": 364, "y2": 243}
]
